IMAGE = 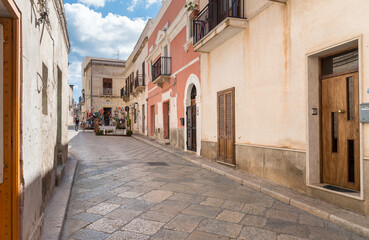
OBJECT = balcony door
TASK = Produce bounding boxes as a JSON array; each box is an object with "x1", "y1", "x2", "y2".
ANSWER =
[
  {"x1": 217, "y1": 88, "x2": 235, "y2": 165},
  {"x1": 217, "y1": 0, "x2": 239, "y2": 21},
  {"x1": 103, "y1": 78, "x2": 112, "y2": 95}
]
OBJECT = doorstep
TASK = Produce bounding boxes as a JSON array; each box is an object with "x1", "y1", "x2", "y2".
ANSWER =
[{"x1": 132, "y1": 134, "x2": 369, "y2": 239}]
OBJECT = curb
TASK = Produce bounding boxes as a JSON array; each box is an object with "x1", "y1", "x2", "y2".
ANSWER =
[
  {"x1": 40, "y1": 155, "x2": 78, "y2": 240},
  {"x1": 132, "y1": 134, "x2": 369, "y2": 239}
]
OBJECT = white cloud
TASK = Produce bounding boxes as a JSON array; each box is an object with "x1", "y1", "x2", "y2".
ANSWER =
[
  {"x1": 68, "y1": 61, "x2": 82, "y2": 85},
  {"x1": 128, "y1": 0, "x2": 139, "y2": 11},
  {"x1": 78, "y1": 0, "x2": 108, "y2": 8},
  {"x1": 145, "y1": 0, "x2": 161, "y2": 8},
  {"x1": 64, "y1": 3, "x2": 146, "y2": 59}
]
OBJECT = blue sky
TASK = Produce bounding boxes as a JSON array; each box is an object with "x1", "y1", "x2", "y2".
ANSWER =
[{"x1": 64, "y1": 0, "x2": 162, "y2": 102}]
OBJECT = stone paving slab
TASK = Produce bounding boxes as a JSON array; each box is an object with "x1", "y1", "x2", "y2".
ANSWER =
[
  {"x1": 61, "y1": 132, "x2": 369, "y2": 239},
  {"x1": 133, "y1": 133, "x2": 369, "y2": 239}
]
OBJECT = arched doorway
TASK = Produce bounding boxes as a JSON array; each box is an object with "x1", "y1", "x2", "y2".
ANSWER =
[
  {"x1": 186, "y1": 86, "x2": 197, "y2": 151},
  {"x1": 184, "y1": 74, "x2": 201, "y2": 155}
]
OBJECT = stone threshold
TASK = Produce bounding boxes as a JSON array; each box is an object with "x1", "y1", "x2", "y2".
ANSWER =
[
  {"x1": 40, "y1": 155, "x2": 78, "y2": 240},
  {"x1": 132, "y1": 134, "x2": 369, "y2": 239}
]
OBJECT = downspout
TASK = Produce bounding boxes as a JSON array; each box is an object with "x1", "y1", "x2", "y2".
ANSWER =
[{"x1": 90, "y1": 61, "x2": 93, "y2": 114}]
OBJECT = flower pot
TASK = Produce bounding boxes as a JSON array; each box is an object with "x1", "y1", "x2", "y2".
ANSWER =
[{"x1": 190, "y1": 10, "x2": 199, "y2": 20}]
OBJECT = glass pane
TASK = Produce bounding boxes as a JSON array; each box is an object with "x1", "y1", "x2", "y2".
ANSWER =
[
  {"x1": 332, "y1": 112, "x2": 338, "y2": 153},
  {"x1": 321, "y1": 49, "x2": 358, "y2": 76},
  {"x1": 347, "y1": 77, "x2": 354, "y2": 121},
  {"x1": 348, "y1": 140, "x2": 355, "y2": 183}
]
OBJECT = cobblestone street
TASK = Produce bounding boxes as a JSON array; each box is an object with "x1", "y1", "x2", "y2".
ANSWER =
[{"x1": 62, "y1": 132, "x2": 367, "y2": 240}]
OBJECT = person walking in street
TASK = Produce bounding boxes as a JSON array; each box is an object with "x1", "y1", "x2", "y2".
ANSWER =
[
  {"x1": 82, "y1": 118, "x2": 86, "y2": 132},
  {"x1": 75, "y1": 117, "x2": 79, "y2": 131}
]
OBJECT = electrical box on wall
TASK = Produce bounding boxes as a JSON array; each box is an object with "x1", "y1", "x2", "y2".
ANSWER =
[{"x1": 360, "y1": 103, "x2": 369, "y2": 123}]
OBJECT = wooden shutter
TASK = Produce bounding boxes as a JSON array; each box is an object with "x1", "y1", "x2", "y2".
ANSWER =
[{"x1": 217, "y1": 88, "x2": 235, "y2": 165}]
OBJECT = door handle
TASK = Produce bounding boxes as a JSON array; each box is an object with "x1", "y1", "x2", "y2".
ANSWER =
[{"x1": 338, "y1": 110, "x2": 345, "y2": 113}]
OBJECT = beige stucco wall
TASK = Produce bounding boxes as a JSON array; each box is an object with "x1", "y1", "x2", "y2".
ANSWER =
[
  {"x1": 122, "y1": 22, "x2": 152, "y2": 135},
  {"x1": 81, "y1": 58, "x2": 125, "y2": 120},
  {"x1": 17, "y1": 0, "x2": 70, "y2": 238},
  {"x1": 200, "y1": 0, "x2": 369, "y2": 214}
]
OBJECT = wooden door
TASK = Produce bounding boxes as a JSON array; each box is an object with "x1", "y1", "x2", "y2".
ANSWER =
[
  {"x1": 186, "y1": 105, "x2": 197, "y2": 151},
  {"x1": 142, "y1": 104, "x2": 145, "y2": 133},
  {"x1": 163, "y1": 101, "x2": 170, "y2": 139},
  {"x1": 150, "y1": 105, "x2": 155, "y2": 136},
  {"x1": 0, "y1": 18, "x2": 14, "y2": 240},
  {"x1": 218, "y1": 88, "x2": 235, "y2": 165},
  {"x1": 321, "y1": 72, "x2": 360, "y2": 191}
]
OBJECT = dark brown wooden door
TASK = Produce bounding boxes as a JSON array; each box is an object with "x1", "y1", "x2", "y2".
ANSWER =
[
  {"x1": 321, "y1": 72, "x2": 360, "y2": 191},
  {"x1": 218, "y1": 88, "x2": 235, "y2": 165},
  {"x1": 142, "y1": 104, "x2": 145, "y2": 133},
  {"x1": 187, "y1": 105, "x2": 197, "y2": 151},
  {"x1": 150, "y1": 105, "x2": 155, "y2": 136},
  {"x1": 163, "y1": 102, "x2": 170, "y2": 139}
]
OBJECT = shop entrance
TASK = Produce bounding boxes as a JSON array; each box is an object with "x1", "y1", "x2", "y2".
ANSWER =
[{"x1": 103, "y1": 107, "x2": 111, "y2": 126}]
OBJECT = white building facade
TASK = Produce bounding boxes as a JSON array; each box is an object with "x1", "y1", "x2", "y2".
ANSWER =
[{"x1": 0, "y1": 0, "x2": 70, "y2": 238}]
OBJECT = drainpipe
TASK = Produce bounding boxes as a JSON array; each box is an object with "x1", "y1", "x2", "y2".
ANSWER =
[
  {"x1": 90, "y1": 61, "x2": 93, "y2": 114},
  {"x1": 146, "y1": 98, "x2": 148, "y2": 136}
]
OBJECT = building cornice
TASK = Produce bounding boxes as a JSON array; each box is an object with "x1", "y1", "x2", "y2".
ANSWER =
[{"x1": 52, "y1": 0, "x2": 71, "y2": 53}]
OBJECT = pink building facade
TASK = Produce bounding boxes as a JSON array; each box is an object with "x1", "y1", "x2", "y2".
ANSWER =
[{"x1": 146, "y1": 0, "x2": 201, "y2": 154}]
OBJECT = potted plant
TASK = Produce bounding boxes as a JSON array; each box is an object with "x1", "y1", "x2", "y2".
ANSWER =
[
  {"x1": 125, "y1": 114, "x2": 131, "y2": 136},
  {"x1": 185, "y1": 1, "x2": 199, "y2": 20}
]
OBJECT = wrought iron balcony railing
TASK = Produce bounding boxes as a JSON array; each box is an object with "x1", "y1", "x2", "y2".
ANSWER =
[
  {"x1": 193, "y1": 0, "x2": 245, "y2": 45},
  {"x1": 103, "y1": 88, "x2": 113, "y2": 95},
  {"x1": 120, "y1": 87, "x2": 126, "y2": 97},
  {"x1": 134, "y1": 74, "x2": 146, "y2": 88},
  {"x1": 152, "y1": 57, "x2": 171, "y2": 82}
]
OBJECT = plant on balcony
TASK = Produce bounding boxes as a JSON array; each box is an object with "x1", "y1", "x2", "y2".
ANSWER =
[{"x1": 184, "y1": 1, "x2": 199, "y2": 20}]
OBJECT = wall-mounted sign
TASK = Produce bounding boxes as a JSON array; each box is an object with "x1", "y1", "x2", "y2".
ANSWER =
[{"x1": 360, "y1": 103, "x2": 369, "y2": 123}]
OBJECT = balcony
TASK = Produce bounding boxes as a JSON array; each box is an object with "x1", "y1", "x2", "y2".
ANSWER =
[
  {"x1": 193, "y1": 0, "x2": 247, "y2": 53},
  {"x1": 103, "y1": 88, "x2": 112, "y2": 95},
  {"x1": 121, "y1": 87, "x2": 129, "y2": 101},
  {"x1": 152, "y1": 57, "x2": 171, "y2": 87},
  {"x1": 97, "y1": 88, "x2": 119, "y2": 97},
  {"x1": 134, "y1": 74, "x2": 146, "y2": 93}
]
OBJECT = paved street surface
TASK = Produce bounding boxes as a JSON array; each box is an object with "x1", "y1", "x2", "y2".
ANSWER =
[{"x1": 62, "y1": 131, "x2": 367, "y2": 240}]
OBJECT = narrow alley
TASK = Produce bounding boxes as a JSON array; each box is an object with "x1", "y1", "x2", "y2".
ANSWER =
[{"x1": 62, "y1": 131, "x2": 366, "y2": 240}]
